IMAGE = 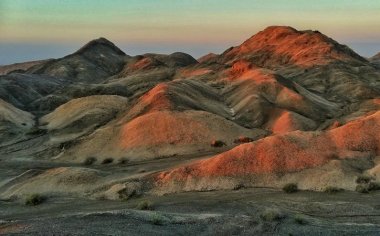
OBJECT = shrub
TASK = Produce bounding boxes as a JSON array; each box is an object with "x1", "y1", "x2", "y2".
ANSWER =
[
  {"x1": 150, "y1": 213, "x2": 164, "y2": 225},
  {"x1": 368, "y1": 182, "x2": 380, "y2": 191},
  {"x1": 234, "y1": 136, "x2": 254, "y2": 144},
  {"x1": 233, "y1": 183, "x2": 245, "y2": 190},
  {"x1": 324, "y1": 186, "x2": 343, "y2": 194},
  {"x1": 83, "y1": 157, "x2": 97, "y2": 166},
  {"x1": 283, "y1": 183, "x2": 298, "y2": 193},
  {"x1": 210, "y1": 140, "x2": 226, "y2": 147},
  {"x1": 101, "y1": 158, "x2": 114, "y2": 164},
  {"x1": 25, "y1": 194, "x2": 46, "y2": 206},
  {"x1": 118, "y1": 158, "x2": 130, "y2": 165},
  {"x1": 355, "y1": 184, "x2": 369, "y2": 193},
  {"x1": 294, "y1": 214, "x2": 308, "y2": 225},
  {"x1": 356, "y1": 175, "x2": 373, "y2": 184},
  {"x1": 260, "y1": 209, "x2": 284, "y2": 221},
  {"x1": 136, "y1": 200, "x2": 154, "y2": 210}
]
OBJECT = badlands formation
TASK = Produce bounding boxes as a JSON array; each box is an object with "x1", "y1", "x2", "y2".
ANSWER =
[{"x1": 1, "y1": 26, "x2": 380, "y2": 235}]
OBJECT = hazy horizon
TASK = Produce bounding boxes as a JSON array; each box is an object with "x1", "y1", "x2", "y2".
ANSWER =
[{"x1": 1, "y1": 0, "x2": 380, "y2": 64}]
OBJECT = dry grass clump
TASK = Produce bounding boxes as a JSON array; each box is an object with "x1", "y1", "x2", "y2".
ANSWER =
[
  {"x1": 355, "y1": 174, "x2": 380, "y2": 193},
  {"x1": 368, "y1": 182, "x2": 380, "y2": 191},
  {"x1": 260, "y1": 208, "x2": 285, "y2": 221},
  {"x1": 136, "y1": 200, "x2": 154, "y2": 210},
  {"x1": 356, "y1": 174, "x2": 373, "y2": 184},
  {"x1": 25, "y1": 194, "x2": 46, "y2": 206},
  {"x1": 234, "y1": 136, "x2": 254, "y2": 144},
  {"x1": 283, "y1": 183, "x2": 298, "y2": 193},
  {"x1": 83, "y1": 157, "x2": 97, "y2": 165},
  {"x1": 210, "y1": 140, "x2": 226, "y2": 147},
  {"x1": 150, "y1": 213, "x2": 164, "y2": 225},
  {"x1": 294, "y1": 214, "x2": 308, "y2": 225},
  {"x1": 355, "y1": 184, "x2": 369, "y2": 193},
  {"x1": 118, "y1": 158, "x2": 130, "y2": 165},
  {"x1": 324, "y1": 186, "x2": 343, "y2": 194},
  {"x1": 101, "y1": 158, "x2": 114, "y2": 164}
]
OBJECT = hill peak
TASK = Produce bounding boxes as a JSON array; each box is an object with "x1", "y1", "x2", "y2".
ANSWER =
[
  {"x1": 261, "y1": 25, "x2": 298, "y2": 34},
  {"x1": 75, "y1": 37, "x2": 126, "y2": 56},
  {"x1": 221, "y1": 26, "x2": 366, "y2": 67}
]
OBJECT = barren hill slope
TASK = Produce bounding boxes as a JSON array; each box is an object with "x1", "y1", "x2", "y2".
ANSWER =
[
  {"x1": 217, "y1": 26, "x2": 367, "y2": 67},
  {"x1": 0, "y1": 26, "x2": 379, "y2": 205}
]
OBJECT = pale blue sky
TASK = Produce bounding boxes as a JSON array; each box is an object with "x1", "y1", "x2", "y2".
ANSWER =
[{"x1": 1, "y1": 0, "x2": 380, "y2": 64}]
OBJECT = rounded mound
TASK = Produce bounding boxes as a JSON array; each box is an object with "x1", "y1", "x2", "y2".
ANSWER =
[
  {"x1": 120, "y1": 110, "x2": 267, "y2": 159},
  {"x1": 155, "y1": 111, "x2": 380, "y2": 192},
  {"x1": 40, "y1": 95, "x2": 128, "y2": 132}
]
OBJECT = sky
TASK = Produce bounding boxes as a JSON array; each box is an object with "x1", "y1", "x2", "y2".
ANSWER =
[{"x1": 1, "y1": 0, "x2": 380, "y2": 64}]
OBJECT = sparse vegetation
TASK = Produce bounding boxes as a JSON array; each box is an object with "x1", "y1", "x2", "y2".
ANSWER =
[
  {"x1": 25, "y1": 194, "x2": 46, "y2": 206},
  {"x1": 210, "y1": 140, "x2": 226, "y2": 147},
  {"x1": 83, "y1": 157, "x2": 97, "y2": 165},
  {"x1": 119, "y1": 188, "x2": 138, "y2": 201},
  {"x1": 294, "y1": 214, "x2": 308, "y2": 225},
  {"x1": 356, "y1": 175, "x2": 373, "y2": 184},
  {"x1": 150, "y1": 213, "x2": 164, "y2": 225},
  {"x1": 354, "y1": 174, "x2": 380, "y2": 193},
  {"x1": 101, "y1": 158, "x2": 114, "y2": 164},
  {"x1": 234, "y1": 136, "x2": 254, "y2": 144},
  {"x1": 355, "y1": 180, "x2": 380, "y2": 193},
  {"x1": 368, "y1": 181, "x2": 380, "y2": 191},
  {"x1": 324, "y1": 186, "x2": 343, "y2": 194},
  {"x1": 233, "y1": 183, "x2": 245, "y2": 190},
  {"x1": 260, "y1": 208, "x2": 285, "y2": 221},
  {"x1": 136, "y1": 200, "x2": 154, "y2": 210},
  {"x1": 283, "y1": 183, "x2": 298, "y2": 193},
  {"x1": 118, "y1": 158, "x2": 130, "y2": 165},
  {"x1": 355, "y1": 184, "x2": 369, "y2": 193}
]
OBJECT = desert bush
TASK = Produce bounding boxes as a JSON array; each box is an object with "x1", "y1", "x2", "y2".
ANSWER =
[
  {"x1": 150, "y1": 213, "x2": 164, "y2": 225},
  {"x1": 233, "y1": 183, "x2": 245, "y2": 190},
  {"x1": 210, "y1": 140, "x2": 226, "y2": 147},
  {"x1": 83, "y1": 157, "x2": 97, "y2": 166},
  {"x1": 101, "y1": 158, "x2": 114, "y2": 164},
  {"x1": 324, "y1": 186, "x2": 343, "y2": 194},
  {"x1": 260, "y1": 208, "x2": 285, "y2": 221},
  {"x1": 136, "y1": 200, "x2": 154, "y2": 210},
  {"x1": 368, "y1": 182, "x2": 380, "y2": 191},
  {"x1": 356, "y1": 175, "x2": 373, "y2": 184},
  {"x1": 294, "y1": 214, "x2": 308, "y2": 225},
  {"x1": 118, "y1": 158, "x2": 130, "y2": 165},
  {"x1": 355, "y1": 184, "x2": 369, "y2": 193},
  {"x1": 283, "y1": 183, "x2": 298, "y2": 193},
  {"x1": 118, "y1": 188, "x2": 138, "y2": 201},
  {"x1": 25, "y1": 194, "x2": 46, "y2": 206},
  {"x1": 234, "y1": 136, "x2": 254, "y2": 144}
]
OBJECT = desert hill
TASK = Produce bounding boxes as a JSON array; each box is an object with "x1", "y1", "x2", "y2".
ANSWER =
[
  {"x1": 25, "y1": 38, "x2": 128, "y2": 83},
  {"x1": 0, "y1": 59, "x2": 49, "y2": 75},
  {"x1": 0, "y1": 26, "x2": 380, "y2": 206},
  {"x1": 216, "y1": 26, "x2": 367, "y2": 67}
]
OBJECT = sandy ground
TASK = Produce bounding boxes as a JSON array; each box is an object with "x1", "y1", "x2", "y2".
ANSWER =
[{"x1": 1, "y1": 188, "x2": 380, "y2": 235}]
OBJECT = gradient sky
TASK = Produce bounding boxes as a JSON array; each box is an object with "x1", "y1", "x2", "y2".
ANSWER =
[{"x1": 1, "y1": 0, "x2": 380, "y2": 64}]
